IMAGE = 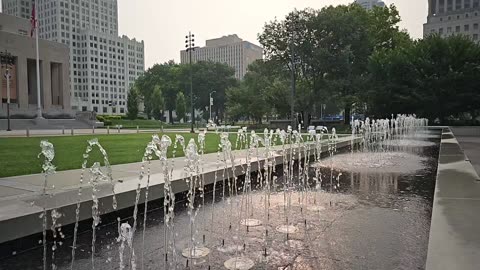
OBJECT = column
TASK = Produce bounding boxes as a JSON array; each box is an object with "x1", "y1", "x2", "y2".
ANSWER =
[
  {"x1": 436, "y1": 0, "x2": 441, "y2": 14},
  {"x1": 0, "y1": 62, "x2": 3, "y2": 103},
  {"x1": 42, "y1": 60, "x2": 52, "y2": 110},
  {"x1": 17, "y1": 56, "x2": 28, "y2": 108},
  {"x1": 62, "y1": 63, "x2": 70, "y2": 110},
  {"x1": 51, "y1": 63, "x2": 60, "y2": 106}
]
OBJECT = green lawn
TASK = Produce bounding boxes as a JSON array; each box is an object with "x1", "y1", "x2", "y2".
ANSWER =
[
  {"x1": 0, "y1": 133, "x2": 222, "y2": 178},
  {"x1": 0, "y1": 131, "x2": 343, "y2": 178}
]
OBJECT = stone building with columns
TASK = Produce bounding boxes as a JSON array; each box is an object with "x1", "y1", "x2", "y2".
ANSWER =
[
  {"x1": 424, "y1": 0, "x2": 480, "y2": 42},
  {"x1": 0, "y1": 13, "x2": 71, "y2": 118}
]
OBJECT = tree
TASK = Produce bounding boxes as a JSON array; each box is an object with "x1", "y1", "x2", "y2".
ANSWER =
[
  {"x1": 135, "y1": 60, "x2": 238, "y2": 124},
  {"x1": 134, "y1": 61, "x2": 180, "y2": 123},
  {"x1": 175, "y1": 92, "x2": 186, "y2": 122},
  {"x1": 151, "y1": 85, "x2": 165, "y2": 120},
  {"x1": 367, "y1": 34, "x2": 480, "y2": 123},
  {"x1": 226, "y1": 60, "x2": 287, "y2": 123},
  {"x1": 179, "y1": 61, "x2": 238, "y2": 121},
  {"x1": 258, "y1": 4, "x2": 410, "y2": 123},
  {"x1": 126, "y1": 87, "x2": 140, "y2": 120}
]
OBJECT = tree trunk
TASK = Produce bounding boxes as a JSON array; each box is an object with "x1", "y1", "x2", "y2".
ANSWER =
[
  {"x1": 344, "y1": 106, "x2": 351, "y2": 125},
  {"x1": 169, "y1": 110, "x2": 174, "y2": 124}
]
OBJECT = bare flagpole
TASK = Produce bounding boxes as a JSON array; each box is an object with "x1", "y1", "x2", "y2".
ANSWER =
[{"x1": 34, "y1": 0, "x2": 43, "y2": 119}]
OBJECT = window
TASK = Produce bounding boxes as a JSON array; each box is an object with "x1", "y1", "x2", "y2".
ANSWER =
[
  {"x1": 465, "y1": 24, "x2": 470, "y2": 31},
  {"x1": 456, "y1": 26, "x2": 460, "y2": 32},
  {"x1": 474, "y1": 23, "x2": 479, "y2": 30},
  {"x1": 474, "y1": 34, "x2": 479, "y2": 40}
]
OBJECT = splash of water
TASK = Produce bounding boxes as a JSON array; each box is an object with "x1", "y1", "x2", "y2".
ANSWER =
[
  {"x1": 38, "y1": 140, "x2": 56, "y2": 270},
  {"x1": 183, "y1": 138, "x2": 203, "y2": 258},
  {"x1": 117, "y1": 221, "x2": 135, "y2": 270},
  {"x1": 50, "y1": 209, "x2": 62, "y2": 270},
  {"x1": 70, "y1": 138, "x2": 117, "y2": 270}
]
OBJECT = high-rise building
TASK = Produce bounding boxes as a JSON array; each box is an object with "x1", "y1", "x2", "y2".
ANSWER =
[
  {"x1": 354, "y1": 0, "x2": 386, "y2": 10},
  {"x1": 424, "y1": 0, "x2": 480, "y2": 43},
  {"x1": 2, "y1": 0, "x2": 33, "y2": 20},
  {"x1": 180, "y1": 34, "x2": 263, "y2": 80},
  {"x1": 2, "y1": 0, "x2": 145, "y2": 114}
]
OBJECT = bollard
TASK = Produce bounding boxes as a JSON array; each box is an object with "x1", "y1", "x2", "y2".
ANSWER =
[
  {"x1": 161, "y1": 125, "x2": 164, "y2": 134},
  {"x1": 62, "y1": 126, "x2": 65, "y2": 135},
  {"x1": 107, "y1": 126, "x2": 110, "y2": 134},
  {"x1": 92, "y1": 125, "x2": 95, "y2": 134},
  {"x1": 71, "y1": 128, "x2": 74, "y2": 136},
  {"x1": 137, "y1": 125, "x2": 139, "y2": 134},
  {"x1": 26, "y1": 128, "x2": 30, "y2": 137}
]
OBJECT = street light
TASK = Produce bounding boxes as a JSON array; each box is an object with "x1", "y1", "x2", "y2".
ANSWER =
[
  {"x1": 209, "y1": 90, "x2": 216, "y2": 122},
  {"x1": 321, "y1": 103, "x2": 326, "y2": 120},
  {"x1": 185, "y1": 32, "x2": 195, "y2": 133},
  {"x1": 1, "y1": 50, "x2": 15, "y2": 131},
  {"x1": 286, "y1": 16, "x2": 299, "y2": 129}
]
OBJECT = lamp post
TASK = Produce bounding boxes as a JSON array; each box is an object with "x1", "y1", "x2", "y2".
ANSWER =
[
  {"x1": 185, "y1": 32, "x2": 195, "y2": 133},
  {"x1": 209, "y1": 90, "x2": 216, "y2": 122},
  {"x1": 286, "y1": 16, "x2": 299, "y2": 129},
  {"x1": 1, "y1": 51, "x2": 15, "y2": 131},
  {"x1": 321, "y1": 103, "x2": 326, "y2": 120}
]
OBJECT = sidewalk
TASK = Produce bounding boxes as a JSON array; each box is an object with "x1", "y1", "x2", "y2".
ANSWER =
[
  {"x1": 0, "y1": 128, "x2": 196, "y2": 137},
  {"x1": 426, "y1": 127, "x2": 480, "y2": 270},
  {"x1": 450, "y1": 126, "x2": 480, "y2": 176}
]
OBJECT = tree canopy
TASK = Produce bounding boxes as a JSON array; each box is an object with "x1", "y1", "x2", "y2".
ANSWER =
[
  {"x1": 368, "y1": 34, "x2": 480, "y2": 123},
  {"x1": 134, "y1": 60, "x2": 237, "y2": 123}
]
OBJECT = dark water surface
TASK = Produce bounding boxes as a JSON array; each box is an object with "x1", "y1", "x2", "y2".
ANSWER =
[{"x1": 0, "y1": 134, "x2": 440, "y2": 270}]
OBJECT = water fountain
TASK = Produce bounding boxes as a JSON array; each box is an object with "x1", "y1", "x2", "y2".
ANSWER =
[{"x1": 4, "y1": 114, "x2": 434, "y2": 270}]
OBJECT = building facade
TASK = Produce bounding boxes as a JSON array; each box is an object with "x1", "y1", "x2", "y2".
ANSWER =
[
  {"x1": 354, "y1": 0, "x2": 386, "y2": 10},
  {"x1": 424, "y1": 0, "x2": 480, "y2": 42},
  {"x1": 0, "y1": 13, "x2": 71, "y2": 118},
  {"x1": 180, "y1": 34, "x2": 263, "y2": 80},
  {"x1": 2, "y1": 0, "x2": 145, "y2": 115},
  {"x1": 2, "y1": 0, "x2": 33, "y2": 20}
]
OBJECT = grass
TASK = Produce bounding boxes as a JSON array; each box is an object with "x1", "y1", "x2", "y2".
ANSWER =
[
  {"x1": 0, "y1": 133, "x2": 222, "y2": 178},
  {"x1": 0, "y1": 131, "x2": 347, "y2": 178}
]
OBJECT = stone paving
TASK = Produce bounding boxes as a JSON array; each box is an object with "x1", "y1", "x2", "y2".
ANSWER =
[{"x1": 426, "y1": 127, "x2": 480, "y2": 270}]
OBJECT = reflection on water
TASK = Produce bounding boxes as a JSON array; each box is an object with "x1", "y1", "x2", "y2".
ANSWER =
[
  {"x1": 0, "y1": 125, "x2": 440, "y2": 270},
  {"x1": 1, "y1": 140, "x2": 439, "y2": 270},
  {"x1": 313, "y1": 152, "x2": 427, "y2": 174}
]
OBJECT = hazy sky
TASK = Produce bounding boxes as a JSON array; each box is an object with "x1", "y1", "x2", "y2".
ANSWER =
[
  {"x1": 118, "y1": 0, "x2": 427, "y2": 68},
  {"x1": 0, "y1": 0, "x2": 428, "y2": 68}
]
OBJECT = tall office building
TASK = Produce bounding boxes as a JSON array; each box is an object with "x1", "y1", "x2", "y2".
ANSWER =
[
  {"x1": 2, "y1": 0, "x2": 145, "y2": 114},
  {"x1": 180, "y1": 34, "x2": 263, "y2": 80},
  {"x1": 424, "y1": 0, "x2": 480, "y2": 42},
  {"x1": 354, "y1": 0, "x2": 386, "y2": 10}
]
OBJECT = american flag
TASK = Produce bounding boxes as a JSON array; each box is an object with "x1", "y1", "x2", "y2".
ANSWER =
[{"x1": 30, "y1": 0, "x2": 37, "y2": 37}]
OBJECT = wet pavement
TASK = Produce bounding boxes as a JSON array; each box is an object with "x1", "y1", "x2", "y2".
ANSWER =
[{"x1": 0, "y1": 131, "x2": 440, "y2": 270}]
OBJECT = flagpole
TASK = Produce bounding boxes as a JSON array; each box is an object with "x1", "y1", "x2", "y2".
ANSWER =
[{"x1": 34, "y1": 0, "x2": 43, "y2": 119}]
